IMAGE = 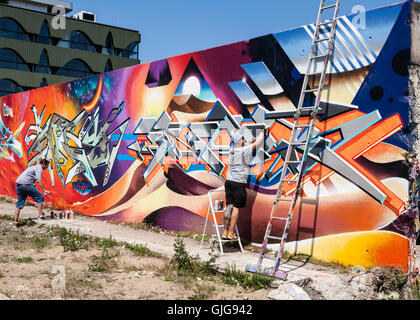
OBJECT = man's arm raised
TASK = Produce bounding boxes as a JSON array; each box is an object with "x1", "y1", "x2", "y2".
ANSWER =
[{"x1": 251, "y1": 125, "x2": 269, "y2": 151}]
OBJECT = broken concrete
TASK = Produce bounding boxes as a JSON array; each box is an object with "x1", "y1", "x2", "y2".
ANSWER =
[
  {"x1": 268, "y1": 283, "x2": 311, "y2": 300},
  {"x1": 0, "y1": 293, "x2": 10, "y2": 300}
]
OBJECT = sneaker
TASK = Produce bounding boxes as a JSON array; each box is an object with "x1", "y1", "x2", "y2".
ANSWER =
[
  {"x1": 227, "y1": 232, "x2": 238, "y2": 241},
  {"x1": 222, "y1": 230, "x2": 229, "y2": 240},
  {"x1": 9, "y1": 222, "x2": 19, "y2": 229}
]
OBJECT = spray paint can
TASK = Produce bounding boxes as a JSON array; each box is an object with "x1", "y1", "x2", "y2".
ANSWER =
[
  {"x1": 214, "y1": 200, "x2": 219, "y2": 211},
  {"x1": 69, "y1": 210, "x2": 74, "y2": 219},
  {"x1": 214, "y1": 200, "x2": 224, "y2": 211}
]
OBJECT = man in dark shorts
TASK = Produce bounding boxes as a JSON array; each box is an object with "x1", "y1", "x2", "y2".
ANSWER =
[
  {"x1": 13, "y1": 159, "x2": 51, "y2": 227},
  {"x1": 222, "y1": 128, "x2": 267, "y2": 240}
]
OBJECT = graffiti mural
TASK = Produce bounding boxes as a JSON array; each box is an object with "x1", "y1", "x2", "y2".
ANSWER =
[
  {"x1": 24, "y1": 101, "x2": 129, "y2": 192},
  {"x1": 0, "y1": 1, "x2": 414, "y2": 271}
]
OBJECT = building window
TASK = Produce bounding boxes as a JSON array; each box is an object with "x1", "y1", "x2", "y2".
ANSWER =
[
  {"x1": 0, "y1": 79, "x2": 23, "y2": 97},
  {"x1": 56, "y1": 31, "x2": 97, "y2": 53},
  {"x1": 104, "y1": 59, "x2": 113, "y2": 73},
  {"x1": 35, "y1": 50, "x2": 50, "y2": 74},
  {"x1": 0, "y1": 18, "x2": 30, "y2": 42},
  {"x1": 102, "y1": 32, "x2": 114, "y2": 56},
  {"x1": 56, "y1": 59, "x2": 94, "y2": 78},
  {"x1": 119, "y1": 42, "x2": 139, "y2": 60},
  {"x1": 0, "y1": 49, "x2": 30, "y2": 72},
  {"x1": 36, "y1": 20, "x2": 51, "y2": 45}
]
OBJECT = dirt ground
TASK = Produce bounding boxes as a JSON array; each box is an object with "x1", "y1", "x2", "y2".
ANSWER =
[{"x1": 0, "y1": 216, "x2": 271, "y2": 300}]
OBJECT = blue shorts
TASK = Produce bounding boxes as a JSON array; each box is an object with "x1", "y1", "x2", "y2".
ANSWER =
[{"x1": 16, "y1": 184, "x2": 45, "y2": 209}]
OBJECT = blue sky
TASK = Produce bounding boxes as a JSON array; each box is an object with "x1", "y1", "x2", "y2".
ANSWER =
[{"x1": 72, "y1": 0, "x2": 409, "y2": 63}]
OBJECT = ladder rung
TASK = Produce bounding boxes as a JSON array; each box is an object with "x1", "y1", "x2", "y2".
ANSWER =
[
  {"x1": 286, "y1": 160, "x2": 303, "y2": 164},
  {"x1": 301, "y1": 198, "x2": 318, "y2": 205},
  {"x1": 303, "y1": 106, "x2": 322, "y2": 112},
  {"x1": 311, "y1": 53, "x2": 329, "y2": 59},
  {"x1": 290, "y1": 142, "x2": 307, "y2": 146},
  {"x1": 262, "y1": 255, "x2": 277, "y2": 261},
  {"x1": 300, "y1": 106, "x2": 317, "y2": 111},
  {"x1": 282, "y1": 179, "x2": 298, "y2": 183},
  {"x1": 303, "y1": 88, "x2": 320, "y2": 93},
  {"x1": 267, "y1": 235, "x2": 283, "y2": 241},
  {"x1": 307, "y1": 71, "x2": 322, "y2": 76},
  {"x1": 317, "y1": 21, "x2": 334, "y2": 27},
  {"x1": 314, "y1": 37, "x2": 330, "y2": 44},
  {"x1": 294, "y1": 124, "x2": 311, "y2": 128},
  {"x1": 321, "y1": 4, "x2": 337, "y2": 10},
  {"x1": 272, "y1": 217, "x2": 289, "y2": 221}
]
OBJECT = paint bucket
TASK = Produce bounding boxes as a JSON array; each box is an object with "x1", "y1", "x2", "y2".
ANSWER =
[{"x1": 59, "y1": 212, "x2": 63, "y2": 219}]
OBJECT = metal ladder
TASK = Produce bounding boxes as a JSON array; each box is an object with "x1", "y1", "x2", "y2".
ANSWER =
[
  {"x1": 200, "y1": 188, "x2": 244, "y2": 255},
  {"x1": 246, "y1": 0, "x2": 340, "y2": 280}
]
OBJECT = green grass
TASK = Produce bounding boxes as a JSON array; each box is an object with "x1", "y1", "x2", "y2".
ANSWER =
[
  {"x1": 88, "y1": 248, "x2": 120, "y2": 273},
  {"x1": 30, "y1": 237, "x2": 51, "y2": 249},
  {"x1": 49, "y1": 227, "x2": 89, "y2": 252},
  {"x1": 94, "y1": 236, "x2": 119, "y2": 249},
  {"x1": 123, "y1": 242, "x2": 160, "y2": 257},
  {"x1": 171, "y1": 237, "x2": 219, "y2": 278},
  {"x1": 14, "y1": 257, "x2": 33, "y2": 263},
  {"x1": 222, "y1": 265, "x2": 272, "y2": 290}
]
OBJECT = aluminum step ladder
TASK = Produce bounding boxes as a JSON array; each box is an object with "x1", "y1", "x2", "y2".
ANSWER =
[
  {"x1": 200, "y1": 188, "x2": 244, "y2": 255},
  {"x1": 246, "y1": 0, "x2": 340, "y2": 280}
]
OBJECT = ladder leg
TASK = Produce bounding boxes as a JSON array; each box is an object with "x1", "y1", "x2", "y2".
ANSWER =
[
  {"x1": 200, "y1": 206, "x2": 211, "y2": 250},
  {"x1": 211, "y1": 199, "x2": 224, "y2": 255},
  {"x1": 235, "y1": 225, "x2": 244, "y2": 253}
]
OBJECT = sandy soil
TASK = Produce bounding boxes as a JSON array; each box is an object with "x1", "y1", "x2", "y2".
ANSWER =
[{"x1": 0, "y1": 217, "x2": 270, "y2": 300}]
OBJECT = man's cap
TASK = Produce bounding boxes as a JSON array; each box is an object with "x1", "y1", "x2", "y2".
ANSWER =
[{"x1": 231, "y1": 131, "x2": 244, "y2": 146}]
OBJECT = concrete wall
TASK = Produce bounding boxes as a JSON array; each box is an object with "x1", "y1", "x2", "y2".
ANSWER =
[{"x1": 411, "y1": 1, "x2": 420, "y2": 153}]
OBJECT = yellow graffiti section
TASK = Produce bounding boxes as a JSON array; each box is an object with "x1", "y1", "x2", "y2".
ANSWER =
[{"x1": 284, "y1": 231, "x2": 409, "y2": 271}]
